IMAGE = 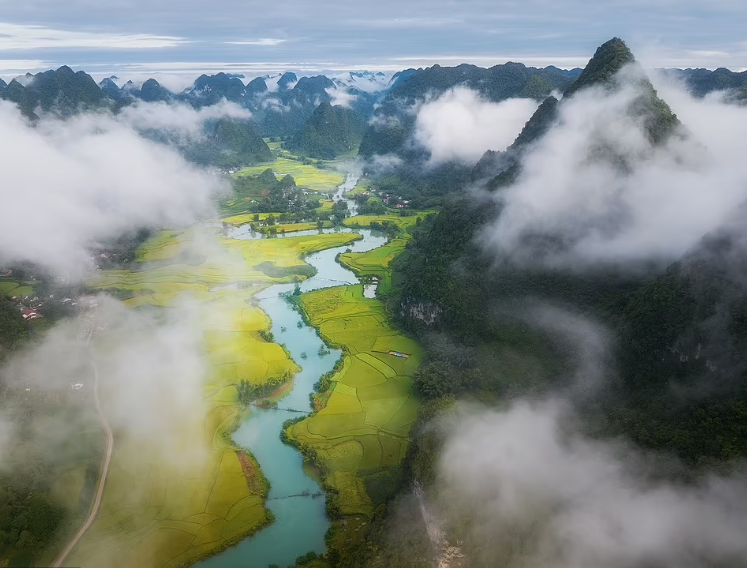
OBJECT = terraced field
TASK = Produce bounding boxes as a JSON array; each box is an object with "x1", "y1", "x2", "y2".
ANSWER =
[
  {"x1": 287, "y1": 286, "x2": 422, "y2": 543},
  {"x1": 67, "y1": 229, "x2": 363, "y2": 568},
  {"x1": 234, "y1": 158, "x2": 344, "y2": 192}
]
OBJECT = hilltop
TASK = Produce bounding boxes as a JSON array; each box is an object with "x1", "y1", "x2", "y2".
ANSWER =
[{"x1": 286, "y1": 102, "x2": 366, "y2": 159}]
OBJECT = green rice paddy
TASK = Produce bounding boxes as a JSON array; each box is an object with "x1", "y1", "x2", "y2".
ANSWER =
[
  {"x1": 0, "y1": 279, "x2": 34, "y2": 298},
  {"x1": 234, "y1": 158, "x2": 344, "y2": 192},
  {"x1": 288, "y1": 286, "x2": 422, "y2": 524},
  {"x1": 68, "y1": 229, "x2": 363, "y2": 568}
]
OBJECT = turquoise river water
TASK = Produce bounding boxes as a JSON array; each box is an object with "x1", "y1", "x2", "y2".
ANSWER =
[{"x1": 196, "y1": 176, "x2": 386, "y2": 568}]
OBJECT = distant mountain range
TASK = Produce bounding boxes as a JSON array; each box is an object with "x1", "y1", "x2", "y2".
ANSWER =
[{"x1": 0, "y1": 63, "x2": 745, "y2": 169}]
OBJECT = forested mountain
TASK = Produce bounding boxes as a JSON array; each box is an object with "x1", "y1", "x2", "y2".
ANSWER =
[
  {"x1": 0, "y1": 66, "x2": 109, "y2": 118},
  {"x1": 386, "y1": 38, "x2": 744, "y2": 467},
  {"x1": 358, "y1": 62, "x2": 582, "y2": 158},
  {"x1": 666, "y1": 66, "x2": 747, "y2": 101},
  {"x1": 347, "y1": 38, "x2": 747, "y2": 568},
  {"x1": 286, "y1": 102, "x2": 366, "y2": 159},
  {"x1": 181, "y1": 118, "x2": 273, "y2": 168}
]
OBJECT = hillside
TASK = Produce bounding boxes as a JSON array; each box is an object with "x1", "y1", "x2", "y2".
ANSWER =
[
  {"x1": 481, "y1": 37, "x2": 680, "y2": 190},
  {"x1": 388, "y1": 37, "x2": 744, "y2": 470},
  {"x1": 358, "y1": 62, "x2": 581, "y2": 158},
  {"x1": 183, "y1": 118, "x2": 273, "y2": 168},
  {"x1": 286, "y1": 102, "x2": 366, "y2": 159},
  {"x1": 0, "y1": 66, "x2": 109, "y2": 118},
  {"x1": 345, "y1": 38, "x2": 747, "y2": 568},
  {"x1": 666, "y1": 66, "x2": 747, "y2": 100}
]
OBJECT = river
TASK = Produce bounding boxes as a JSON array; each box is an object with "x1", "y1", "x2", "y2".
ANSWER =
[{"x1": 196, "y1": 175, "x2": 385, "y2": 568}]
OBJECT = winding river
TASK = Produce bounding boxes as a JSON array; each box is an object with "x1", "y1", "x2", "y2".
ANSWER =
[{"x1": 197, "y1": 175, "x2": 385, "y2": 568}]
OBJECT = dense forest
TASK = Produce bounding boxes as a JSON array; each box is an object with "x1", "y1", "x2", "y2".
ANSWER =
[
  {"x1": 388, "y1": 38, "x2": 746, "y2": 465},
  {"x1": 183, "y1": 118, "x2": 273, "y2": 168},
  {"x1": 286, "y1": 102, "x2": 366, "y2": 159},
  {"x1": 327, "y1": 38, "x2": 747, "y2": 568}
]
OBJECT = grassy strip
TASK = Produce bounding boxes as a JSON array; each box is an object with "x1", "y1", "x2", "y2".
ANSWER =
[{"x1": 285, "y1": 285, "x2": 424, "y2": 566}]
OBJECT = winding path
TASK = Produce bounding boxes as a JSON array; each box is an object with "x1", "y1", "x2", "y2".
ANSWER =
[{"x1": 52, "y1": 322, "x2": 114, "y2": 568}]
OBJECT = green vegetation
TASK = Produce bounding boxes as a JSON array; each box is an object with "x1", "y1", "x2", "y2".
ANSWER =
[
  {"x1": 385, "y1": 34, "x2": 744, "y2": 467},
  {"x1": 225, "y1": 168, "x2": 324, "y2": 217},
  {"x1": 234, "y1": 157, "x2": 345, "y2": 193},
  {"x1": 0, "y1": 65, "x2": 108, "y2": 119},
  {"x1": 562, "y1": 38, "x2": 680, "y2": 145},
  {"x1": 286, "y1": 285, "x2": 423, "y2": 567},
  {"x1": 0, "y1": 386, "x2": 104, "y2": 567},
  {"x1": 287, "y1": 102, "x2": 366, "y2": 159},
  {"x1": 338, "y1": 213, "x2": 433, "y2": 296},
  {"x1": 62, "y1": 229, "x2": 364, "y2": 568},
  {"x1": 361, "y1": 162, "x2": 474, "y2": 209},
  {"x1": 339, "y1": 240, "x2": 406, "y2": 296},
  {"x1": 0, "y1": 278, "x2": 104, "y2": 567},
  {"x1": 0, "y1": 295, "x2": 28, "y2": 353},
  {"x1": 185, "y1": 119, "x2": 273, "y2": 168},
  {"x1": 359, "y1": 62, "x2": 580, "y2": 158}
]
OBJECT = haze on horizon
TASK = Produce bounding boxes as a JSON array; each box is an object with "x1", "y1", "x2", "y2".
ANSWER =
[{"x1": 0, "y1": 0, "x2": 745, "y2": 86}]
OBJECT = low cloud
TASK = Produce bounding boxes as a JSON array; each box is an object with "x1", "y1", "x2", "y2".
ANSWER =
[
  {"x1": 0, "y1": 101, "x2": 227, "y2": 277},
  {"x1": 326, "y1": 86, "x2": 358, "y2": 108},
  {"x1": 261, "y1": 95, "x2": 291, "y2": 113},
  {"x1": 117, "y1": 99, "x2": 251, "y2": 139},
  {"x1": 480, "y1": 68, "x2": 747, "y2": 269},
  {"x1": 511, "y1": 302, "x2": 613, "y2": 395},
  {"x1": 365, "y1": 153, "x2": 404, "y2": 174},
  {"x1": 1, "y1": 294, "x2": 211, "y2": 471},
  {"x1": 413, "y1": 87, "x2": 539, "y2": 163},
  {"x1": 437, "y1": 399, "x2": 747, "y2": 568}
]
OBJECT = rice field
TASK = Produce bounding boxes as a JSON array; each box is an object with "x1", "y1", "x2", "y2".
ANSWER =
[
  {"x1": 288, "y1": 286, "x2": 422, "y2": 524},
  {"x1": 220, "y1": 213, "x2": 275, "y2": 226},
  {"x1": 0, "y1": 279, "x2": 34, "y2": 298},
  {"x1": 342, "y1": 212, "x2": 432, "y2": 231},
  {"x1": 234, "y1": 158, "x2": 344, "y2": 192},
  {"x1": 337, "y1": 238, "x2": 407, "y2": 296},
  {"x1": 68, "y1": 229, "x2": 365, "y2": 568}
]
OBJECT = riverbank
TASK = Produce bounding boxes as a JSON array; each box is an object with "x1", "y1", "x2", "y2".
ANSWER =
[
  {"x1": 66, "y1": 228, "x2": 363, "y2": 568},
  {"x1": 285, "y1": 285, "x2": 423, "y2": 566}
]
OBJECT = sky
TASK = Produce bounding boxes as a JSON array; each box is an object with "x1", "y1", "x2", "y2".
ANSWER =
[{"x1": 0, "y1": 0, "x2": 745, "y2": 85}]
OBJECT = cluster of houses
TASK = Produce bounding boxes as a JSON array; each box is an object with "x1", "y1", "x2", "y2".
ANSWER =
[
  {"x1": 383, "y1": 195, "x2": 411, "y2": 209},
  {"x1": 9, "y1": 292, "x2": 99, "y2": 322},
  {"x1": 12, "y1": 292, "x2": 46, "y2": 321}
]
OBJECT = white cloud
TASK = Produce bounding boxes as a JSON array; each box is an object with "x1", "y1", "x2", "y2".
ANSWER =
[
  {"x1": 0, "y1": 59, "x2": 48, "y2": 75},
  {"x1": 332, "y1": 71, "x2": 393, "y2": 93},
  {"x1": 0, "y1": 22, "x2": 186, "y2": 50},
  {"x1": 261, "y1": 95, "x2": 291, "y2": 112},
  {"x1": 0, "y1": 101, "x2": 226, "y2": 277},
  {"x1": 481, "y1": 67, "x2": 747, "y2": 268},
  {"x1": 325, "y1": 86, "x2": 358, "y2": 108},
  {"x1": 366, "y1": 153, "x2": 403, "y2": 173},
  {"x1": 438, "y1": 399, "x2": 747, "y2": 568},
  {"x1": 117, "y1": 99, "x2": 251, "y2": 139},
  {"x1": 225, "y1": 38, "x2": 286, "y2": 46},
  {"x1": 413, "y1": 87, "x2": 539, "y2": 163}
]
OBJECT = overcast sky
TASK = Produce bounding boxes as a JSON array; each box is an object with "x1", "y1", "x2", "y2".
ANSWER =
[{"x1": 0, "y1": 0, "x2": 745, "y2": 82}]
